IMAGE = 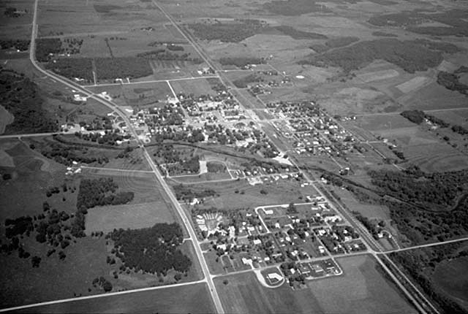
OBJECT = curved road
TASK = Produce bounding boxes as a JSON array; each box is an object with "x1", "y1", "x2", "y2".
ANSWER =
[{"x1": 28, "y1": 0, "x2": 224, "y2": 313}]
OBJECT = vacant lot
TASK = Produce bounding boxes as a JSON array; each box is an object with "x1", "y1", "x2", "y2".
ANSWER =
[
  {"x1": 308, "y1": 255, "x2": 416, "y2": 314},
  {"x1": 12, "y1": 282, "x2": 215, "y2": 313}
]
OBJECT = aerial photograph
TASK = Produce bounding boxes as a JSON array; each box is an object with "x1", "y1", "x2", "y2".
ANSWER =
[{"x1": 0, "y1": 0, "x2": 467, "y2": 313}]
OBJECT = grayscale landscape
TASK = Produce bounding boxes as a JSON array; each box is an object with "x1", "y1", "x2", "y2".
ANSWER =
[{"x1": 0, "y1": 0, "x2": 467, "y2": 313}]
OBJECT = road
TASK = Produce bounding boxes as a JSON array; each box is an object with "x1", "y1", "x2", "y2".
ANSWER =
[
  {"x1": 27, "y1": 1, "x2": 225, "y2": 313},
  {"x1": 23, "y1": 1, "x2": 457, "y2": 313}
]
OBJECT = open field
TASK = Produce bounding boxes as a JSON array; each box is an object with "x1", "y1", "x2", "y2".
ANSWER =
[
  {"x1": 309, "y1": 255, "x2": 416, "y2": 314},
  {"x1": 0, "y1": 237, "x2": 112, "y2": 309},
  {"x1": 402, "y1": 142, "x2": 468, "y2": 172},
  {"x1": 214, "y1": 271, "x2": 323, "y2": 314},
  {"x1": 37, "y1": 0, "x2": 166, "y2": 37},
  {"x1": 81, "y1": 169, "x2": 165, "y2": 205},
  {"x1": 12, "y1": 282, "x2": 215, "y2": 314},
  {"x1": 169, "y1": 78, "x2": 218, "y2": 97},
  {"x1": 85, "y1": 201, "x2": 176, "y2": 235},
  {"x1": 177, "y1": 178, "x2": 319, "y2": 210},
  {"x1": 0, "y1": 140, "x2": 73, "y2": 222},
  {"x1": 432, "y1": 256, "x2": 468, "y2": 309}
]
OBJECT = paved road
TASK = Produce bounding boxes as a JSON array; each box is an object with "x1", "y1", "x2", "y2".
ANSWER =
[{"x1": 25, "y1": 1, "x2": 225, "y2": 313}]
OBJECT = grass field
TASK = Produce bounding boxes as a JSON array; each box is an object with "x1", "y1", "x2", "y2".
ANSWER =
[
  {"x1": 432, "y1": 256, "x2": 468, "y2": 308},
  {"x1": 169, "y1": 78, "x2": 218, "y2": 97},
  {"x1": 178, "y1": 178, "x2": 315, "y2": 210},
  {"x1": 0, "y1": 237, "x2": 112, "y2": 309},
  {"x1": 308, "y1": 255, "x2": 416, "y2": 314},
  {"x1": 12, "y1": 282, "x2": 215, "y2": 314},
  {"x1": 0, "y1": 140, "x2": 74, "y2": 223},
  {"x1": 402, "y1": 142, "x2": 468, "y2": 172},
  {"x1": 85, "y1": 201, "x2": 176, "y2": 235}
]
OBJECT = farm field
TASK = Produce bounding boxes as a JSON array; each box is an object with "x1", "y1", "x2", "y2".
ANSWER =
[
  {"x1": 214, "y1": 271, "x2": 323, "y2": 314},
  {"x1": 308, "y1": 255, "x2": 417, "y2": 314},
  {"x1": 12, "y1": 283, "x2": 215, "y2": 314},
  {"x1": 169, "y1": 78, "x2": 218, "y2": 97}
]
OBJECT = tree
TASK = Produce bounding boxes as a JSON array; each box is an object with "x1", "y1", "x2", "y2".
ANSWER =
[
  {"x1": 287, "y1": 202, "x2": 298, "y2": 214},
  {"x1": 31, "y1": 256, "x2": 41, "y2": 268}
]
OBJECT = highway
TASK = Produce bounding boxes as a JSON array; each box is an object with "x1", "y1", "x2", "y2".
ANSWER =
[{"x1": 28, "y1": 0, "x2": 225, "y2": 313}]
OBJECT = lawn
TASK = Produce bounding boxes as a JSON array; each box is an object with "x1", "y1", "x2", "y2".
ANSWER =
[
  {"x1": 12, "y1": 282, "x2": 215, "y2": 314},
  {"x1": 307, "y1": 255, "x2": 416, "y2": 314},
  {"x1": 214, "y1": 271, "x2": 323, "y2": 314}
]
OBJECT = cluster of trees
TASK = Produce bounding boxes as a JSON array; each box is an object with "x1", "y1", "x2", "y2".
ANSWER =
[
  {"x1": 77, "y1": 178, "x2": 134, "y2": 210},
  {"x1": 368, "y1": 168, "x2": 467, "y2": 208},
  {"x1": 40, "y1": 142, "x2": 109, "y2": 166},
  {"x1": 233, "y1": 74, "x2": 262, "y2": 88},
  {"x1": 188, "y1": 19, "x2": 267, "y2": 43},
  {"x1": 92, "y1": 277, "x2": 113, "y2": 292},
  {"x1": 0, "y1": 39, "x2": 29, "y2": 51},
  {"x1": 206, "y1": 162, "x2": 226, "y2": 173},
  {"x1": 219, "y1": 57, "x2": 265, "y2": 68},
  {"x1": 274, "y1": 25, "x2": 327, "y2": 40},
  {"x1": 401, "y1": 110, "x2": 450, "y2": 127},
  {"x1": 5, "y1": 216, "x2": 34, "y2": 239},
  {"x1": 166, "y1": 155, "x2": 200, "y2": 176},
  {"x1": 74, "y1": 130, "x2": 129, "y2": 146},
  {"x1": 108, "y1": 223, "x2": 191, "y2": 276},
  {"x1": 173, "y1": 184, "x2": 217, "y2": 202},
  {"x1": 96, "y1": 57, "x2": 152, "y2": 80},
  {"x1": 263, "y1": 0, "x2": 331, "y2": 16},
  {"x1": 390, "y1": 245, "x2": 468, "y2": 314},
  {"x1": 0, "y1": 71, "x2": 58, "y2": 134},
  {"x1": 36, "y1": 38, "x2": 62, "y2": 62},
  {"x1": 300, "y1": 39, "x2": 444, "y2": 73},
  {"x1": 45, "y1": 58, "x2": 93, "y2": 82},
  {"x1": 401, "y1": 109, "x2": 468, "y2": 137},
  {"x1": 437, "y1": 70, "x2": 468, "y2": 96},
  {"x1": 352, "y1": 212, "x2": 381, "y2": 239},
  {"x1": 4, "y1": 7, "x2": 26, "y2": 18}
]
